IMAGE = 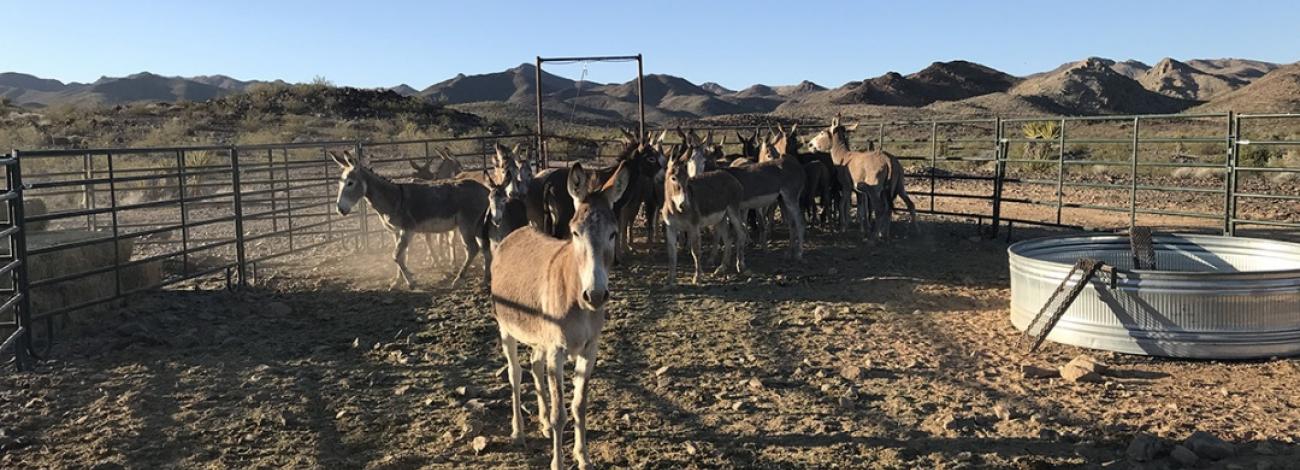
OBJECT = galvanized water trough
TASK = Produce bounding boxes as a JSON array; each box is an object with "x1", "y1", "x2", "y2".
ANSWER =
[{"x1": 1008, "y1": 233, "x2": 1300, "y2": 359}]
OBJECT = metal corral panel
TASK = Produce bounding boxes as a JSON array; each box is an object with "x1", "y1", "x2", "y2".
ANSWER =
[{"x1": 1008, "y1": 234, "x2": 1300, "y2": 359}]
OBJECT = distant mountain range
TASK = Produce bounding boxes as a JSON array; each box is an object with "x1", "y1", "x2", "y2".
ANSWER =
[
  {"x1": 0, "y1": 72, "x2": 290, "y2": 108},
  {"x1": 2, "y1": 57, "x2": 1295, "y2": 121}
]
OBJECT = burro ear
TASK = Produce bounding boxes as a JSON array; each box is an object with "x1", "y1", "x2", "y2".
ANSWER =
[
  {"x1": 408, "y1": 157, "x2": 428, "y2": 171},
  {"x1": 618, "y1": 127, "x2": 636, "y2": 143},
  {"x1": 654, "y1": 129, "x2": 668, "y2": 146},
  {"x1": 566, "y1": 162, "x2": 591, "y2": 203},
  {"x1": 790, "y1": 123, "x2": 799, "y2": 134},
  {"x1": 599, "y1": 161, "x2": 631, "y2": 205},
  {"x1": 343, "y1": 149, "x2": 366, "y2": 166},
  {"x1": 845, "y1": 122, "x2": 860, "y2": 132},
  {"x1": 328, "y1": 151, "x2": 351, "y2": 168},
  {"x1": 510, "y1": 143, "x2": 522, "y2": 155}
]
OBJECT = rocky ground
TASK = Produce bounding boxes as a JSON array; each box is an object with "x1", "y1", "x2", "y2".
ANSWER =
[{"x1": 1, "y1": 218, "x2": 1298, "y2": 469}]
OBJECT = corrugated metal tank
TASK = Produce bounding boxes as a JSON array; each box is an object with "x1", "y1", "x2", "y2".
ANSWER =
[{"x1": 1008, "y1": 233, "x2": 1300, "y2": 359}]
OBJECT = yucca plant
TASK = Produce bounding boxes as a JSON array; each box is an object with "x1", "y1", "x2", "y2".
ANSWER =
[{"x1": 1022, "y1": 121, "x2": 1061, "y2": 161}]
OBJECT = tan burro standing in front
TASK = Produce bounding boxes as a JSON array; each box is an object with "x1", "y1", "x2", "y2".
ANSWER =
[{"x1": 488, "y1": 161, "x2": 630, "y2": 470}]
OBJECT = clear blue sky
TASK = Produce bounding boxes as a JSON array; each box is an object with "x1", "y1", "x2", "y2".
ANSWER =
[{"x1": 6, "y1": 0, "x2": 1298, "y2": 90}]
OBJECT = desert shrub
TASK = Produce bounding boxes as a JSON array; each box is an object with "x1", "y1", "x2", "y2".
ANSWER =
[
  {"x1": 0, "y1": 124, "x2": 45, "y2": 149},
  {"x1": 1239, "y1": 145, "x2": 1274, "y2": 168}
]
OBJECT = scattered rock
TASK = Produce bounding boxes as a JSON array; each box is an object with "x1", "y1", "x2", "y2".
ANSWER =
[
  {"x1": 684, "y1": 441, "x2": 698, "y2": 455},
  {"x1": 746, "y1": 378, "x2": 764, "y2": 390},
  {"x1": 992, "y1": 403, "x2": 1013, "y2": 422},
  {"x1": 1184, "y1": 431, "x2": 1234, "y2": 460},
  {"x1": 1021, "y1": 365, "x2": 1059, "y2": 379},
  {"x1": 837, "y1": 396, "x2": 855, "y2": 409},
  {"x1": 1059, "y1": 362, "x2": 1104, "y2": 383},
  {"x1": 1170, "y1": 445, "x2": 1198, "y2": 466},
  {"x1": 457, "y1": 413, "x2": 483, "y2": 440},
  {"x1": 655, "y1": 366, "x2": 671, "y2": 376},
  {"x1": 470, "y1": 436, "x2": 488, "y2": 454},
  {"x1": 454, "y1": 385, "x2": 477, "y2": 397},
  {"x1": 840, "y1": 365, "x2": 863, "y2": 381},
  {"x1": 813, "y1": 306, "x2": 828, "y2": 324},
  {"x1": 1126, "y1": 433, "x2": 1163, "y2": 462}
]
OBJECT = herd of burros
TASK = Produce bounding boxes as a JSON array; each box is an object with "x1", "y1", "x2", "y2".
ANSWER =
[{"x1": 327, "y1": 116, "x2": 917, "y2": 469}]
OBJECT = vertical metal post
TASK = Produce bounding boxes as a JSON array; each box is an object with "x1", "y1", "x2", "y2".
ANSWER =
[
  {"x1": 535, "y1": 56, "x2": 546, "y2": 167},
  {"x1": 929, "y1": 121, "x2": 937, "y2": 212},
  {"x1": 267, "y1": 148, "x2": 278, "y2": 233},
  {"x1": 636, "y1": 54, "x2": 646, "y2": 138},
  {"x1": 8, "y1": 150, "x2": 32, "y2": 371},
  {"x1": 877, "y1": 123, "x2": 886, "y2": 151},
  {"x1": 282, "y1": 148, "x2": 295, "y2": 252},
  {"x1": 355, "y1": 142, "x2": 369, "y2": 248},
  {"x1": 83, "y1": 153, "x2": 95, "y2": 230},
  {"x1": 229, "y1": 147, "x2": 248, "y2": 287},
  {"x1": 176, "y1": 150, "x2": 190, "y2": 276},
  {"x1": 1224, "y1": 112, "x2": 1238, "y2": 236},
  {"x1": 1129, "y1": 117, "x2": 1140, "y2": 228},
  {"x1": 1055, "y1": 118, "x2": 1067, "y2": 225},
  {"x1": 989, "y1": 118, "x2": 1005, "y2": 238},
  {"x1": 321, "y1": 146, "x2": 334, "y2": 241},
  {"x1": 105, "y1": 153, "x2": 122, "y2": 297}
]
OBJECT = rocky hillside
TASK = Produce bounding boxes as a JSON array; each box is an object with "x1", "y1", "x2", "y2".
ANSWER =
[
  {"x1": 1194, "y1": 63, "x2": 1300, "y2": 114},
  {"x1": 419, "y1": 63, "x2": 578, "y2": 104},
  {"x1": 1006, "y1": 57, "x2": 1196, "y2": 114},
  {"x1": 831, "y1": 61, "x2": 1020, "y2": 106},
  {"x1": 1, "y1": 83, "x2": 488, "y2": 150},
  {"x1": 1138, "y1": 58, "x2": 1247, "y2": 101}
]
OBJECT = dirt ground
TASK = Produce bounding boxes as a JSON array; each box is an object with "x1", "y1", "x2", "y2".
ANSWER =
[{"x1": 2, "y1": 217, "x2": 1299, "y2": 469}]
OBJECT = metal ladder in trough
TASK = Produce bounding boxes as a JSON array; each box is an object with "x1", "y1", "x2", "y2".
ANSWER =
[
  {"x1": 1021, "y1": 258, "x2": 1106, "y2": 352},
  {"x1": 1130, "y1": 226, "x2": 1157, "y2": 270},
  {"x1": 1022, "y1": 227, "x2": 1154, "y2": 352}
]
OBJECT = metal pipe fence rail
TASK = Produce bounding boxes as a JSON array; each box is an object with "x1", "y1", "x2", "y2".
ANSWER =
[
  {"x1": 1, "y1": 132, "x2": 532, "y2": 371},
  {"x1": 4, "y1": 113, "x2": 1299, "y2": 370}
]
